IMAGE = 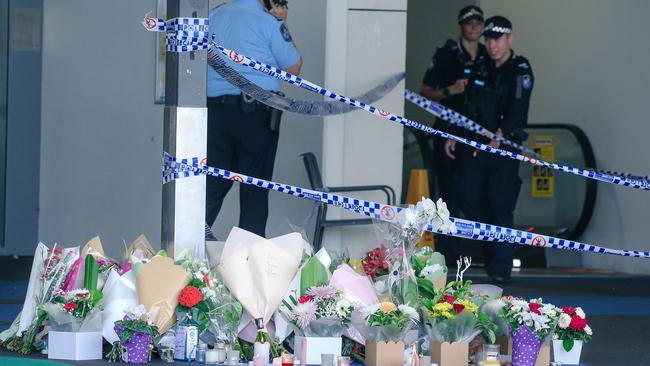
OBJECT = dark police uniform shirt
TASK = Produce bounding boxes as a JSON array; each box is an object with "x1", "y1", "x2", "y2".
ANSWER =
[
  {"x1": 422, "y1": 39, "x2": 489, "y2": 132},
  {"x1": 464, "y1": 50, "x2": 534, "y2": 150}
]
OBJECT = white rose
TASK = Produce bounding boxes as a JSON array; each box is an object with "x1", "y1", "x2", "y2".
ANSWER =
[
  {"x1": 575, "y1": 307, "x2": 586, "y2": 319},
  {"x1": 584, "y1": 325, "x2": 592, "y2": 336},
  {"x1": 558, "y1": 313, "x2": 571, "y2": 329}
]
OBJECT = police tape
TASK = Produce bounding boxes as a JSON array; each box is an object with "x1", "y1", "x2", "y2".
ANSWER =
[
  {"x1": 406, "y1": 89, "x2": 650, "y2": 184},
  {"x1": 404, "y1": 89, "x2": 537, "y2": 156},
  {"x1": 162, "y1": 153, "x2": 650, "y2": 259},
  {"x1": 206, "y1": 47, "x2": 405, "y2": 116},
  {"x1": 142, "y1": 14, "x2": 209, "y2": 52},
  {"x1": 212, "y1": 43, "x2": 650, "y2": 191}
]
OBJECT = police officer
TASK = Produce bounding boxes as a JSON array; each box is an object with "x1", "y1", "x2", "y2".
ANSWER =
[
  {"x1": 206, "y1": 0, "x2": 303, "y2": 238},
  {"x1": 418, "y1": 5, "x2": 488, "y2": 263},
  {"x1": 446, "y1": 16, "x2": 534, "y2": 283}
]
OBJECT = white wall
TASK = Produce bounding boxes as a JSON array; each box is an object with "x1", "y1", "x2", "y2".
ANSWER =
[
  {"x1": 39, "y1": 0, "x2": 164, "y2": 258},
  {"x1": 481, "y1": 0, "x2": 650, "y2": 274},
  {"x1": 321, "y1": 1, "x2": 406, "y2": 259}
]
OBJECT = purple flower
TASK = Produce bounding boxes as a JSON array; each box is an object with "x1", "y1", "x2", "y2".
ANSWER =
[
  {"x1": 292, "y1": 301, "x2": 317, "y2": 329},
  {"x1": 306, "y1": 285, "x2": 338, "y2": 298}
]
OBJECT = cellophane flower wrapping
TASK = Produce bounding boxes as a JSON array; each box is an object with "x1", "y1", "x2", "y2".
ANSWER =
[
  {"x1": 373, "y1": 198, "x2": 456, "y2": 308},
  {"x1": 352, "y1": 302, "x2": 419, "y2": 343}
]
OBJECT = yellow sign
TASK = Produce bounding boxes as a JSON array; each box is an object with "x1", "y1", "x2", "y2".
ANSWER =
[{"x1": 531, "y1": 136, "x2": 555, "y2": 198}]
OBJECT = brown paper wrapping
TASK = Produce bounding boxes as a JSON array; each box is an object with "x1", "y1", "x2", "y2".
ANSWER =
[
  {"x1": 136, "y1": 256, "x2": 190, "y2": 333},
  {"x1": 430, "y1": 341, "x2": 469, "y2": 366},
  {"x1": 365, "y1": 341, "x2": 405, "y2": 366},
  {"x1": 82, "y1": 236, "x2": 105, "y2": 258},
  {"x1": 123, "y1": 234, "x2": 156, "y2": 263}
]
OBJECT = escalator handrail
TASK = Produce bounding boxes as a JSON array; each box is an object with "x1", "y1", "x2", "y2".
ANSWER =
[{"x1": 525, "y1": 123, "x2": 597, "y2": 241}]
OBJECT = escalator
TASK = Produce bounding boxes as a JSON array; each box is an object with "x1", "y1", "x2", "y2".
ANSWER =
[{"x1": 403, "y1": 123, "x2": 598, "y2": 268}]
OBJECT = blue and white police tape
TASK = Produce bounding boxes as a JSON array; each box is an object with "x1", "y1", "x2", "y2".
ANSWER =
[
  {"x1": 211, "y1": 42, "x2": 650, "y2": 191},
  {"x1": 404, "y1": 89, "x2": 537, "y2": 156},
  {"x1": 162, "y1": 152, "x2": 650, "y2": 259},
  {"x1": 406, "y1": 89, "x2": 650, "y2": 184},
  {"x1": 206, "y1": 47, "x2": 405, "y2": 116},
  {"x1": 143, "y1": 14, "x2": 209, "y2": 52}
]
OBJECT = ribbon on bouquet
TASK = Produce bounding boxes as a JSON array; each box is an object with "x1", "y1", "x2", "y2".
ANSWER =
[
  {"x1": 162, "y1": 153, "x2": 650, "y2": 259},
  {"x1": 406, "y1": 89, "x2": 650, "y2": 184},
  {"x1": 211, "y1": 43, "x2": 650, "y2": 191},
  {"x1": 142, "y1": 14, "x2": 209, "y2": 52}
]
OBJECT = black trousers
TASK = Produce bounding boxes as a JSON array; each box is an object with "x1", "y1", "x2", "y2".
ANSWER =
[
  {"x1": 413, "y1": 131, "x2": 462, "y2": 264},
  {"x1": 205, "y1": 101, "x2": 278, "y2": 237},
  {"x1": 458, "y1": 148, "x2": 522, "y2": 278}
]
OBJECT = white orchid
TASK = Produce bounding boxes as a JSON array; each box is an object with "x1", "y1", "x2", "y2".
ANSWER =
[{"x1": 435, "y1": 198, "x2": 450, "y2": 221}]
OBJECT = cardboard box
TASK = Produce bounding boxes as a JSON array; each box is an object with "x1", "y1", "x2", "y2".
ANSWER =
[
  {"x1": 430, "y1": 341, "x2": 468, "y2": 366},
  {"x1": 496, "y1": 337, "x2": 550, "y2": 366},
  {"x1": 293, "y1": 336, "x2": 342, "y2": 365},
  {"x1": 365, "y1": 341, "x2": 405, "y2": 366},
  {"x1": 48, "y1": 331, "x2": 103, "y2": 361}
]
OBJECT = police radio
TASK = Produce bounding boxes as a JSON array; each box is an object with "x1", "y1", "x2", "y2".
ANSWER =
[{"x1": 264, "y1": 0, "x2": 289, "y2": 11}]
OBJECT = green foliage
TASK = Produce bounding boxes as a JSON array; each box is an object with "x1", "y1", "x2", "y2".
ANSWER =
[{"x1": 300, "y1": 256, "x2": 329, "y2": 295}]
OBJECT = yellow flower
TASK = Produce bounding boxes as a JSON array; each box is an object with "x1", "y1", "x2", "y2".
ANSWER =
[
  {"x1": 379, "y1": 302, "x2": 397, "y2": 313},
  {"x1": 440, "y1": 311, "x2": 454, "y2": 319},
  {"x1": 459, "y1": 300, "x2": 478, "y2": 314},
  {"x1": 348, "y1": 259, "x2": 362, "y2": 273},
  {"x1": 432, "y1": 302, "x2": 453, "y2": 313}
]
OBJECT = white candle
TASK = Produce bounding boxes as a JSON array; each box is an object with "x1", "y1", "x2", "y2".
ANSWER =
[{"x1": 206, "y1": 349, "x2": 219, "y2": 364}]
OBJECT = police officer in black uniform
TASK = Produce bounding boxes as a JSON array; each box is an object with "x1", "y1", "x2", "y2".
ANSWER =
[
  {"x1": 418, "y1": 5, "x2": 489, "y2": 263},
  {"x1": 446, "y1": 16, "x2": 534, "y2": 283}
]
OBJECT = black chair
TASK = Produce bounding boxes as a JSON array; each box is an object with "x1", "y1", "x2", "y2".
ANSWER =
[{"x1": 300, "y1": 152, "x2": 396, "y2": 250}]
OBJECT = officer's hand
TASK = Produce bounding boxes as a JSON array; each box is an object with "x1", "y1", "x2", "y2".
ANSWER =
[
  {"x1": 490, "y1": 128, "x2": 503, "y2": 149},
  {"x1": 448, "y1": 79, "x2": 468, "y2": 95},
  {"x1": 445, "y1": 139, "x2": 456, "y2": 159},
  {"x1": 272, "y1": 2, "x2": 288, "y2": 21}
]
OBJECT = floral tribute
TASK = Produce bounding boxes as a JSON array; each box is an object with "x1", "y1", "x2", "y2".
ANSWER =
[{"x1": 554, "y1": 306, "x2": 592, "y2": 351}]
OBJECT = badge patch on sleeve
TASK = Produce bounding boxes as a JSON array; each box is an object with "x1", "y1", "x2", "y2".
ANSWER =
[
  {"x1": 523, "y1": 74, "x2": 532, "y2": 90},
  {"x1": 280, "y1": 23, "x2": 292, "y2": 42}
]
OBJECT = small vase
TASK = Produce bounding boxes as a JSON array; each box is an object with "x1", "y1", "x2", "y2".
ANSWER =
[
  {"x1": 552, "y1": 339, "x2": 583, "y2": 364},
  {"x1": 511, "y1": 327, "x2": 542, "y2": 366},
  {"x1": 122, "y1": 332, "x2": 152, "y2": 364}
]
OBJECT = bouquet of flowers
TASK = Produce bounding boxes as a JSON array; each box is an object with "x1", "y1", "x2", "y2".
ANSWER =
[
  {"x1": 410, "y1": 247, "x2": 447, "y2": 299},
  {"x1": 2, "y1": 243, "x2": 79, "y2": 353},
  {"x1": 109, "y1": 305, "x2": 159, "y2": 363},
  {"x1": 554, "y1": 306, "x2": 592, "y2": 351},
  {"x1": 283, "y1": 285, "x2": 354, "y2": 337},
  {"x1": 501, "y1": 298, "x2": 559, "y2": 366},
  {"x1": 176, "y1": 255, "x2": 242, "y2": 334},
  {"x1": 379, "y1": 198, "x2": 456, "y2": 308},
  {"x1": 360, "y1": 302, "x2": 419, "y2": 342},
  {"x1": 361, "y1": 245, "x2": 389, "y2": 281},
  {"x1": 422, "y1": 258, "x2": 495, "y2": 344}
]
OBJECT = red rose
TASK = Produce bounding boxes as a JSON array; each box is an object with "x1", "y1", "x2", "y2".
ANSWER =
[
  {"x1": 453, "y1": 303, "x2": 465, "y2": 314},
  {"x1": 562, "y1": 306, "x2": 576, "y2": 316},
  {"x1": 64, "y1": 303, "x2": 77, "y2": 312},
  {"x1": 299, "y1": 295, "x2": 313, "y2": 304},
  {"x1": 53, "y1": 248, "x2": 63, "y2": 254},
  {"x1": 179, "y1": 286, "x2": 203, "y2": 308},
  {"x1": 528, "y1": 302, "x2": 542, "y2": 315},
  {"x1": 569, "y1": 315, "x2": 587, "y2": 330},
  {"x1": 443, "y1": 295, "x2": 456, "y2": 304}
]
